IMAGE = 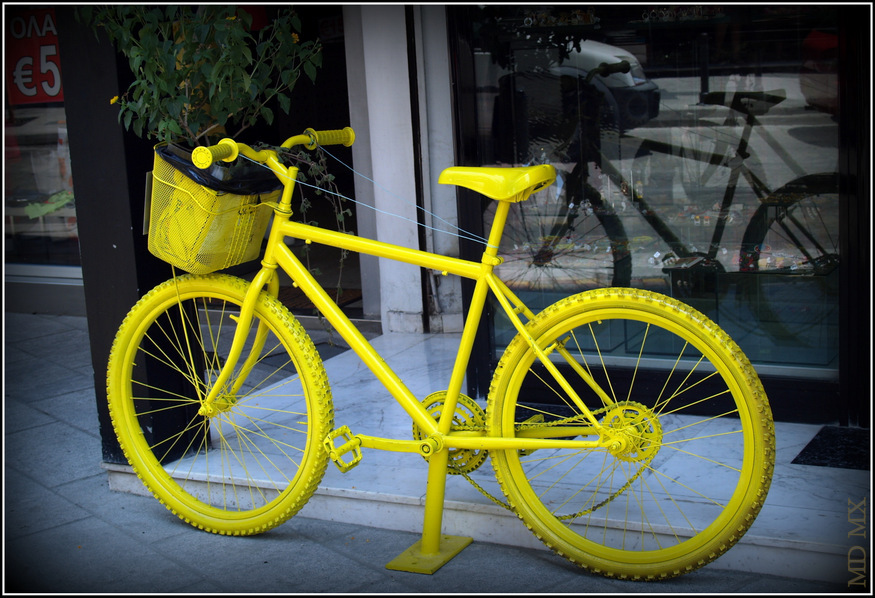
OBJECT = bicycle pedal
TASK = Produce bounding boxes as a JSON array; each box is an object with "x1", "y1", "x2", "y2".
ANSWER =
[{"x1": 323, "y1": 426, "x2": 362, "y2": 473}]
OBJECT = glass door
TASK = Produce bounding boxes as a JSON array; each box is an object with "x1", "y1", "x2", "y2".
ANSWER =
[
  {"x1": 452, "y1": 5, "x2": 840, "y2": 376},
  {"x1": 5, "y1": 7, "x2": 80, "y2": 269}
]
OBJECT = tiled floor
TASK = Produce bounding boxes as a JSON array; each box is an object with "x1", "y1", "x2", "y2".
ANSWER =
[
  {"x1": 5, "y1": 312, "x2": 869, "y2": 589},
  {"x1": 101, "y1": 329, "x2": 871, "y2": 584}
]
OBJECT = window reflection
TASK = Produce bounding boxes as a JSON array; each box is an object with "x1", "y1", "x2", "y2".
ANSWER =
[
  {"x1": 5, "y1": 105, "x2": 78, "y2": 265},
  {"x1": 5, "y1": 6, "x2": 78, "y2": 266},
  {"x1": 473, "y1": 6, "x2": 840, "y2": 372}
]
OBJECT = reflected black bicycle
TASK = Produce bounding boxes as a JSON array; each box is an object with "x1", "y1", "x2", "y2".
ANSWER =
[{"x1": 487, "y1": 61, "x2": 838, "y2": 345}]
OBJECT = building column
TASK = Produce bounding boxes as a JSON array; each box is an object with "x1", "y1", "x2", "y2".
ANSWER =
[{"x1": 344, "y1": 5, "x2": 424, "y2": 332}]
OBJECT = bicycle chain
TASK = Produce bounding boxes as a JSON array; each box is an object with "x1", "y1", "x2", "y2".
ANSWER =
[{"x1": 449, "y1": 404, "x2": 659, "y2": 521}]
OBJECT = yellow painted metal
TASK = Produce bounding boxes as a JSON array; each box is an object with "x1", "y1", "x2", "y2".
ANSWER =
[
  {"x1": 273, "y1": 241, "x2": 441, "y2": 436},
  {"x1": 420, "y1": 448, "x2": 451, "y2": 556},
  {"x1": 355, "y1": 433, "x2": 437, "y2": 456},
  {"x1": 386, "y1": 535, "x2": 473, "y2": 575},
  {"x1": 439, "y1": 276, "x2": 490, "y2": 435},
  {"x1": 552, "y1": 342, "x2": 618, "y2": 409},
  {"x1": 187, "y1": 132, "x2": 608, "y2": 572},
  {"x1": 438, "y1": 164, "x2": 556, "y2": 202},
  {"x1": 489, "y1": 275, "x2": 538, "y2": 321},
  {"x1": 322, "y1": 429, "x2": 604, "y2": 454},
  {"x1": 200, "y1": 265, "x2": 278, "y2": 414},
  {"x1": 432, "y1": 199, "x2": 510, "y2": 432},
  {"x1": 277, "y1": 219, "x2": 482, "y2": 280},
  {"x1": 485, "y1": 273, "x2": 604, "y2": 428},
  {"x1": 323, "y1": 426, "x2": 362, "y2": 473},
  {"x1": 227, "y1": 270, "x2": 279, "y2": 398},
  {"x1": 282, "y1": 132, "x2": 321, "y2": 150},
  {"x1": 445, "y1": 432, "x2": 605, "y2": 451}
]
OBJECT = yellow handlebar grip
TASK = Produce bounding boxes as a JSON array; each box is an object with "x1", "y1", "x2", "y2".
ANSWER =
[
  {"x1": 303, "y1": 127, "x2": 355, "y2": 150},
  {"x1": 192, "y1": 138, "x2": 238, "y2": 169}
]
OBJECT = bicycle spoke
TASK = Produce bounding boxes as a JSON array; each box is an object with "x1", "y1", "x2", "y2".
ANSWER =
[
  {"x1": 109, "y1": 274, "x2": 332, "y2": 532},
  {"x1": 490, "y1": 288, "x2": 773, "y2": 578}
]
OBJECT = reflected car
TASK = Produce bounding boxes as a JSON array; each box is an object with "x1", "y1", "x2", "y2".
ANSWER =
[
  {"x1": 561, "y1": 40, "x2": 660, "y2": 131},
  {"x1": 492, "y1": 40, "x2": 660, "y2": 163}
]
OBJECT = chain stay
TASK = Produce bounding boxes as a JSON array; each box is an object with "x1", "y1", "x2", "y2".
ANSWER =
[{"x1": 449, "y1": 404, "x2": 658, "y2": 520}]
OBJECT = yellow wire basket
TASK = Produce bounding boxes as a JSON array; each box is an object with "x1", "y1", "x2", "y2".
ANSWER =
[{"x1": 147, "y1": 144, "x2": 279, "y2": 274}]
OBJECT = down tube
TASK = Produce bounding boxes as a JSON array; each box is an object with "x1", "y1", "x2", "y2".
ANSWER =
[{"x1": 273, "y1": 241, "x2": 440, "y2": 436}]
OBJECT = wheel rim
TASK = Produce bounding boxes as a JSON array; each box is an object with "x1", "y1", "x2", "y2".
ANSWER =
[
  {"x1": 111, "y1": 280, "x2": 325, "y2": 529},
  {"x1": 493, "y1": 294, "x2": 770, "y2": 573},
  {"x1": 741, "y1": 182, "x2": 839, "y2": 275},
  {"x1": 736, "y1": 176, "x2": 840, "y2": 347}
]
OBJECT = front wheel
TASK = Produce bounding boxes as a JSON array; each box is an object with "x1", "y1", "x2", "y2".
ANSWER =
[
  {"x1": 106, "y1": 274, "x2": 333, "y2": 535},
  {"x1": 488, "y1": 288, "x2": 774, "y2": 580},
  {"x1": 484, "y1": 167, "x2": 631, "y2": 298}
]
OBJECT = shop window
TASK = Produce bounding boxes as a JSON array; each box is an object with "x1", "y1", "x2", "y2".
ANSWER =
[
  {"x1": 5, "y1": 7, "x2": 78, "y2": 266},
  {"x1": 463, "y1": 5, "x2": 840, "y2": 375}
]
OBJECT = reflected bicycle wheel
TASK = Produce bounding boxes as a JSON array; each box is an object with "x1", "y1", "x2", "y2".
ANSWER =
[
  {"x1": 737, "y1": 173, "x2": 840, "y2": 345},
  {"x1": 106, "y1": 274, "x2": 333, "y2": 535},
  {"x1": 740, "y1": 173, "x2": 839, "y2": 276},
  {"x1": 488, "y1": 287, "x2": 774, "y2": 580},
  {"x1": 484, "y1": 163, "x2": 631, "y2": 310}
]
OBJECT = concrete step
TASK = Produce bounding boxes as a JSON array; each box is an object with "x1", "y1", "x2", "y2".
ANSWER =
[{"x1": 106, "y1": 332, "x2": 868, "y2": 585}]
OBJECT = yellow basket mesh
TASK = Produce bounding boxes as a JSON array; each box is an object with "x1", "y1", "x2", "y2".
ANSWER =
[{"x1": 148, "y1": 150, "x2": 278, "y2": 274}]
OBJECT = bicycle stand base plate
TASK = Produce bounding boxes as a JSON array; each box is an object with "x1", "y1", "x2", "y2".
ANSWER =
[{"x1": 385, "y1": 535, "x2": 473, "y2": 574}]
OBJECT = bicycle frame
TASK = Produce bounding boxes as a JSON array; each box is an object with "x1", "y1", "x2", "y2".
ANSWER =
[
  {"x1": 186, "y1": 136, "x2": 626, "y2": 570},
  {"x1": 584, "y1": 89, "x2": 798, "y2": 266},
  {"x1": 270, "y1": 213, "x2": 608, "y2": 448},
  {"x1": 196, "y1": 141, "x2": 615, "y2": 456}
]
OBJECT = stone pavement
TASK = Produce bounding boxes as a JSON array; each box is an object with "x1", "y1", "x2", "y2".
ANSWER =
[{"x1": 4, "y1": 312, "x2": 866, "y2": 593}]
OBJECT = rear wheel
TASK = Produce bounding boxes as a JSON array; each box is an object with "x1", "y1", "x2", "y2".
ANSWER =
[
  {"x1": 740, "y1": 173, "x2": 839, "y2": 275},
  {"x1": 738, "y1": 173, "x2": 840, "y2": 342},
  {"x1": 488, "y1": 287, "x2": 774, "y2": 579},
  {"x1": 106, "y1": 274, "x2": 333, "y2": 535}
]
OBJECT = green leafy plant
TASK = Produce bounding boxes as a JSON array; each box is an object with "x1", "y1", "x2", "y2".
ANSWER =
[
  {"x1": 79, "y1": 6, "x2": 351, "y2": 317},
  {"x1": 79, "y1": 6, "x2": 322, "y2": 146}
]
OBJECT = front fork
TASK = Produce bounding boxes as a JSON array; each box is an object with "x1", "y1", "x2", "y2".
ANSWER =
[
  {"x1": 197, "y1": 266, "x2": 279, "y2": 417},
  {"x1": 198, "y1": 163, "x2": 298, "y2": 417}
]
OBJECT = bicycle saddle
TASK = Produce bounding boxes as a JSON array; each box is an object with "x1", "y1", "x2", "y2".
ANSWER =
[
  {"x1": 439, "y1": 164, "x2": 556, "y2": 202},
  {"x1": 701, "y1": 89, "x2": 787, "y2": 116}
]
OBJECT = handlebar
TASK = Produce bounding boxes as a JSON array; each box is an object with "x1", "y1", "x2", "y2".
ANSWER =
[
  {"x1": 584, "y1": 60, "x2": 631, "y2": 84},
  {"x1": 191, "y1": 138, "x2": 238, "y2": 169},
  {"x1": 300, "y1": 127, "x2": 356, "y2": 150},
  {"x1": 191, "y1": 127, "x2": 356, "y2": 170}
]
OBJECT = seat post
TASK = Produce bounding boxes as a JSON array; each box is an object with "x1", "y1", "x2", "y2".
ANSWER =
[
  {"x1": 383, "y1": 196, "x2": 515, "y2": 575},
  {"x1": 483, "y1": 199, "x2": 513, "y2": 262}
]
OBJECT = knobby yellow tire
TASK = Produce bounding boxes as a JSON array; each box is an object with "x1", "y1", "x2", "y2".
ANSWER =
[
  {"x1": 106, "y1": 274, "x2": 333, "y2": 535},
  {"x1": 488, "y1": 288, "x2": 775, "y2": 580}
]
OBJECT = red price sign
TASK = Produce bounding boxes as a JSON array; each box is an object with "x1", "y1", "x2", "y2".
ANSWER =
[{"x1": 5, "y1": 8, "x2": 64, "y2": 105}]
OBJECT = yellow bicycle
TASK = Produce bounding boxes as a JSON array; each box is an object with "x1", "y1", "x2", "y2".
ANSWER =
[{"x1": 106, "y1": 127, "x2": 775, "y2": 580}]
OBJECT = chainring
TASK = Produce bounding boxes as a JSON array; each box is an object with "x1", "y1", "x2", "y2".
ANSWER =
[{"x1": 412, "y1": 391, "x2": 488, "y2": 475}]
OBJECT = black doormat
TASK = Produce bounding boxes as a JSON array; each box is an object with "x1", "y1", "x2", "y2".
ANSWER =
[
  {"x1": 791, "y1": 425, "x2": 870, "y2": 470},
  {"x1": 277, "y1": 286, "x2": 362, "y2": 311}
]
